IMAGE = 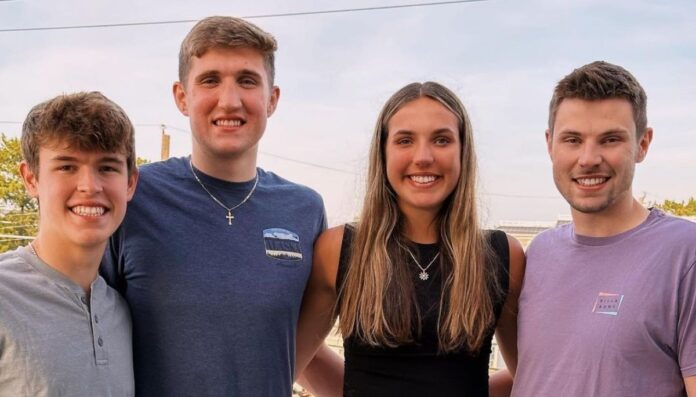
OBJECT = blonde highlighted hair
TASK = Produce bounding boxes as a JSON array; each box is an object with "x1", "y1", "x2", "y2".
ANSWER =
[{"x1": 337, "y1": 82, "x2": 500, "y2": 352}]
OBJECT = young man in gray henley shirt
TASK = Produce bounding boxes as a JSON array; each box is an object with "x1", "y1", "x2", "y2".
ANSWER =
[
  {"x1": 0, "y1": 92, "x2": 138, "y2": 395},
  {"x1": 511, "y1": 61, "x2": 696, "y2": 396}
]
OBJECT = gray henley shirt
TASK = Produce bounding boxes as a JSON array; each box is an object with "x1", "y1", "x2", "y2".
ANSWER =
[{"x1": 0, "y1": 246, "x2": 133, "y2": 396}]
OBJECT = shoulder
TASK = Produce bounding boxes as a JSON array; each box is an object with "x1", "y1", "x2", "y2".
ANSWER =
[
  {"x1": 649, "y1": 209, "x2": 696, "y2": 242},
  {"x1": 258, "y1": 169, "x2": 323, "y2": 203},
  {"x1": 527, "y1": 223, "x2": 570, "y2": 251},
  {"x1": 315, "y1": 225, "x2": 346, "y2": 260},
  {"x1": 0, "y1": 248, "x2": 28, "y2": 282},
  {"x1": 0, "y1": 249, "x2": 40, "y2": 312},
  {"x1": 138, "y1": 156, "x2": 188, "y2": 179},
  {"x1": 488, "y1": 230, "x2": 525, "y2": 288},
  {"x1": 133, "y1": 157, "x2": 189, "y2": 196},
  {"x1": 486, "y1": 230, "x2": 523, "y2": 265},
  {"x1": 310, "y1": 225, "x2": 346, "y2": 293}
]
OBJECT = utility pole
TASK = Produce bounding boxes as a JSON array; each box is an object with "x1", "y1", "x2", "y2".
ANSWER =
[{"x1": 160, "y1": 124, "x2": 170, "y2": 160}]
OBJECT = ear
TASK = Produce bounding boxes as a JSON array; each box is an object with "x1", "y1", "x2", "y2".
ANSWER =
[
  {"x1": 266, "y1": 86, "x2": 280, "y2": 117},
  {"x1": 126, "y1": 167, "x2": 139, "y2": 201},
  {"x1": 545, "y1": 129, "x2": 553, "y2": 159},
  {"x1": 19, "y1": 161, "x2": 39, "y2": 198},
  {"x1": 635, "y1": 127, "x2": 653, "y2": 163},
  {"x1": 173, "y1": 81, "x2": 189, "y2": 116}
]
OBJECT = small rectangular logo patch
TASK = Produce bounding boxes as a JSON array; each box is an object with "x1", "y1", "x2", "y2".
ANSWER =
[
  {"x1": 592, "y1": 292, "x2": 624, "y2": 316},
  {"x1": 263, "y1": 228, "x2": 302, "y2": 261}
]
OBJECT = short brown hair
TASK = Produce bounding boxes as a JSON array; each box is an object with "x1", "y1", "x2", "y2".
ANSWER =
[
  {"x1": 21, "y1": 91, "x2": 136, "y2": 175},
  {"x1": 548, "y1": 61, "x2": 648, "y2": 137},
  {"x1": 178, "y1": 16, "x2": 278, "y2": 86}
]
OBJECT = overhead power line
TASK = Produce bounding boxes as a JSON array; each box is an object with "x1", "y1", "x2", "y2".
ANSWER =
[
  {"x1": 259, "y1": 152, "x2": 355, "y2": 175},
  {"x1": 0, "y1": 1, "x2": 486, "y2": 33}
]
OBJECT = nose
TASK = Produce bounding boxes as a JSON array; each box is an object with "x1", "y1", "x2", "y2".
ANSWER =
[
  {"x1": 218, "y1": 80, "x2": 243, "y2": 110},
  {"x1": 578, "y1": 142, "x2": 602, "y2": 168},
  {"x1": 413, "y1": 142, "x2": 434, "y2": 167},
  {"x1": 77, "y1": 169, "x2": 103, "y2": 194}
]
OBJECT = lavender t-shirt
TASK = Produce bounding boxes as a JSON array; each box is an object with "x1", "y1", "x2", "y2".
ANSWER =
[{"x1": 512, "y1": 209, "x2": 696, "y2": 397}]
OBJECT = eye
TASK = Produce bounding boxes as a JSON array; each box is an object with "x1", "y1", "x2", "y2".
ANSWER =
[
  {"x1": 99, "y1": 165, "x2": 119, "y2": 173},
  {"x1": 199, "y1": 76, "x2": 219, "y2": 86},
  {"x1": 563, "y1": 136, "x2": 581, "y2": 144},
  {"x1": 57, "y1": 164, "x2": 76, "y2": 172},
  {"x1": 239, "y1": 76, "x2": 258, "y2": 88},
  {"x1": 394, "y1": 137, "x2": 412, "y2": 145},
  {"x1": 434, "y1": 136, "x2": 451, "y2": 146},
  {"x1": 603, "y1": 135, "x2": 622, "y2": 144}
]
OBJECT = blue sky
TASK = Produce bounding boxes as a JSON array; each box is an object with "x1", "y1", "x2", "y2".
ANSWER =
[{"x1": 1, "y1": 0, "x2": 694, "y2": 226}]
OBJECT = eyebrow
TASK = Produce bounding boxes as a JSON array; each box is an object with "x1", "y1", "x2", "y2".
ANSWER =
[
  {"x1": 557, "y1": 128, "x2": 630, "y2": 136},
  {"x1": 49, "y1": 155, "x2": 126, "y2": 164},
  {"x1": 237, "y1": 69, "x2": 263, "y2": 79},
  {"x1": 391, "y1": 128, "x2": 457, "y2": 136},
  {"x1": 195, "y1": 68, "x2": 263, "y2": 81},
  {"x1": 194, "y1": 70, "x2": 219, "y2": 81}
]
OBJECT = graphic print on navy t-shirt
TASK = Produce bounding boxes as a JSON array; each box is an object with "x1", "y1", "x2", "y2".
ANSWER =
[
  {"x1": 263, "y1": 228, "x2": 303, "y2": 261},
  {"x1": 592, "y1": 292, "x2": 624, "y2": 316}
]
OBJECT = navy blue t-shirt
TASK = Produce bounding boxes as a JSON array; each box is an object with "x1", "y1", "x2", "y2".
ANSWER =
[{"x1": 101, "y1": 157, "x2": 326, "y2": 396}]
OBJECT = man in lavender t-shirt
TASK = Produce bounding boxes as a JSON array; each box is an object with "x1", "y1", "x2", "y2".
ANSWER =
[{"x1": 511, "y1": 61, "x2": 696, "y2": 397}]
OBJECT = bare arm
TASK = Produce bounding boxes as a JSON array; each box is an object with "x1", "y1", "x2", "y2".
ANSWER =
[
  {"x1": 295, "y1": 226, "x2": 345, "y2": 396},
  {"x1": 489, "y1": 369, "x2": 513, "y2": 397},
  {"x1": 489, "y1": 234, "x2": 526, "y2": 396},
  {"x1": 298, "y1": 344, "x2": 344, "y2": 397},
  {"x1": 685, "y1": 375, "x2": 696, "y2": 396}
]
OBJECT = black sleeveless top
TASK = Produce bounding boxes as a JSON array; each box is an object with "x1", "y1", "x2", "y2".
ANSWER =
[{"x1": 337, "y1": 227, "x2": 510, "y2": 397}]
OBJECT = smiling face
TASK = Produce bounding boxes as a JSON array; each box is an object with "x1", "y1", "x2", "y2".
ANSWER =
[
  {"x1": 21, "y1": 141, "x2": 137, "y2": 250},
  {"x1": 173, "y1": 46, "x2": 279, "y2": 167},
  {"x1": 547, "y1": 98, "x2": 652, "y2": 216},
  {"x1": 385, "y1": 97, "x2": 462, "y2": 219}
]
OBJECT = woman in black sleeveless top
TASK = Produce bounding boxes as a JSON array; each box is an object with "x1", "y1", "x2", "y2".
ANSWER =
[{"x1": 296, "y1": 82, "x2": 525, "y2": 396}]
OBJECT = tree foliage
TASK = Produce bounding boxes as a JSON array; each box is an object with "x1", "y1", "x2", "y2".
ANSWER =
[
  {"x1": 0, "y1": 134, "x2": 36, "y2": 213},
  {"x1": 0, "y1": 134, "x2": 38, "y2": 252},
  {"x1": 652, "y1": 197, "x2": 696, "y2": 217}
]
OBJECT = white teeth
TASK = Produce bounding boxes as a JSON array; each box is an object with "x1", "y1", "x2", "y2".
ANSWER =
[
  {"x1": 71, "y1": 206, "x2": 105, "y2": 217},
  {"x1": 410, "y1": 175, "x2": 437, "y2": 184},
  {"x1": 576, "y1": 177, "x2": 607, "y2": 186},
  {"x1": 215, "y1": 119, "x2": 242, "y2": 127}
]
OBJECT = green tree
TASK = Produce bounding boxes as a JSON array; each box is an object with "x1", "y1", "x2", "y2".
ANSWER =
[
  {"x1": 652, "y1": 197, "x2": 696, "y2": 216},
  {"x1": 0, "y1": 134, "x2": 38, "y2": 252}
]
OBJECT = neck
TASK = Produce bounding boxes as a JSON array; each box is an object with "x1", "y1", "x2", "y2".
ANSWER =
[
  {"x1": 401, "y1": 207, "x2": 440, "y2": 244},
  {"x1": 30, "y1": 234, "x2": 103, "y2": 295},
  {"x1": 572, "y1": 196, "x2": 650, "y2": 237},
  {"x1": 191, "y1": 146, "x2": 258, "y2": 182}
]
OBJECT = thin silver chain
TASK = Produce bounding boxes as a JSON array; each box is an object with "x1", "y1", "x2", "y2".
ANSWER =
[
  {"x1": 189, "y1": 159, "x2": 259, "y2": 225},
  {"x1": 402, "y1": 245, "x2": 440, "y2": 281}
]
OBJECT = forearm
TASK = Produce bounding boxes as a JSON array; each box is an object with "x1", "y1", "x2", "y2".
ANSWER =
[
  {"x1": 298, "y1": 343, "x2": 344, "y2": 397},
  {"x1": 489, "y1": 369, "x2": 513, "y2": 397}
]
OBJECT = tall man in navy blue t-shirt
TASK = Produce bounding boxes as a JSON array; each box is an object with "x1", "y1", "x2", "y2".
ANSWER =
[{"x1": 102, "y1": 16, "x2": 340, "y2": 396}]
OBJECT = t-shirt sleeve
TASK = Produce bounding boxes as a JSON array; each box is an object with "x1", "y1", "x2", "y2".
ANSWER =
[
  {"x1": 99, "y1": 226, "x2": 126, "y2": 295},
  {"x1": 678, "y1": 260, "x2": 696, "y2": 377}
]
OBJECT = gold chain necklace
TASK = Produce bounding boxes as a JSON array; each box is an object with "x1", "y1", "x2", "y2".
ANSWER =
[
  {"x1": 28, "y1": 241, "x2": 38, "y2": 257},
  {"x1": 189, "y1": 159, "x2": 259, "y2": 225}
]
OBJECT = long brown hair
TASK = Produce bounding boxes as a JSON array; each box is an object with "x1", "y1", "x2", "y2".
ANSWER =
[{"x1": 337, "y1": 82, "x2": 500, "y2": 352}]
